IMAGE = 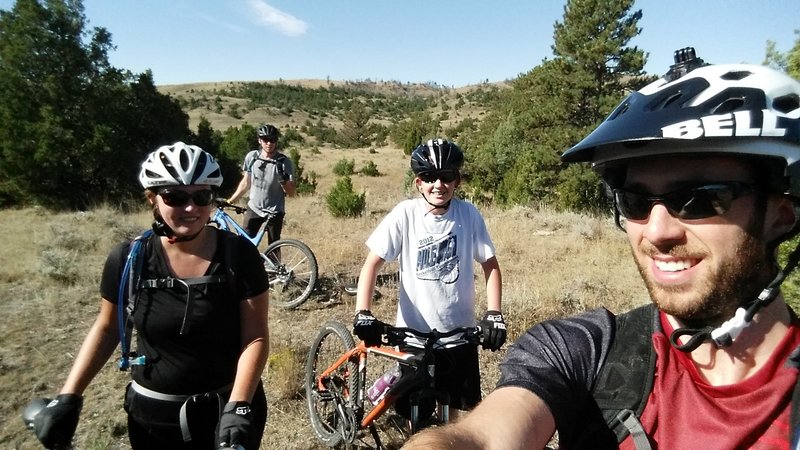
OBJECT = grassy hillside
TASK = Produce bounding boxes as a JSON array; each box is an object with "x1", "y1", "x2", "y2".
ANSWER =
[
  {"x1": 0, "y1": 133, "x2": 648, "y2": 448},
  {"x1": 157, "y1": 78, "x2": 505, "y2": 136}
]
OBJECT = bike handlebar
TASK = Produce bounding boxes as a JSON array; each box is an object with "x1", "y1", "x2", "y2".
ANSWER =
[
  {"x1": 382, "y1": 325, "x2": 482, "y2": 347},
  {"x1": 214, "y1": 198, "x2": 247, "y2": 215}
]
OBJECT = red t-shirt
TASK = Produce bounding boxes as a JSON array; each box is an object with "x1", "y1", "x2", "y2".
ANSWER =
[{"x1": 620, "y1": 312, "x2": 800, "y2": 450}]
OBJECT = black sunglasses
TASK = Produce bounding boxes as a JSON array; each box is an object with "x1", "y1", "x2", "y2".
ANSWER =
[
  {"x1": 419, "y1": 170, "x2": 458, "y2": 184},
  {"x1": 158, "y1": 189, "x2": 215, "y2": 207},
  {"x1": 613, "y1": 182, "x2": 758, "y2": 221},
  {"x1": 259, "y1": 136, "x2": 278, "y2": 143}
]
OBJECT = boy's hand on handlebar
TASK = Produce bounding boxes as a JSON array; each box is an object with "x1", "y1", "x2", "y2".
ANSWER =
[
  {"x1": 480, "y1": 310, "x2": 507, "y2": 351},
  {"x1": 353, "y1": 310, "x2": 384, "y2": 346}
]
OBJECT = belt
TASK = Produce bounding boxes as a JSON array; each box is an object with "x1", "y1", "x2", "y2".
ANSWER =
[{"x1": 130, "y1": 380, "x2": 233, "y2": 442}]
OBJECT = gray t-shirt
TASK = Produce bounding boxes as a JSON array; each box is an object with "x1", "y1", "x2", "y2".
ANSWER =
[
  {"x1": 242, "y1": 150, "x2": 295, "y2": 217},
  {"x1": 498, "y1": 307, "x2": 618, "y2": 448}
]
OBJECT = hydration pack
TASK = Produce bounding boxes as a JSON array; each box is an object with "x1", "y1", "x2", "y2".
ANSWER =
[{"x1": 116, "y1": 229, "x2": 238, "y2": 370}]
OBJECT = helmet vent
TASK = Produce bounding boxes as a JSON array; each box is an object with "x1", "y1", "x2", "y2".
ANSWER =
[
  {"x1": 773, "y1": 93, "x2": 800, "y2": 114},
  {"x1": 720, "y1": 70, "x2": 752, "y2": 81},
  {"x1": 660, "y1": 92, "x2": 684, "y2": 110},
  {"x1": 609, "y1": 102, "x2": 630, "y2": 120},
  {"x1": 711, "y1": 98, "x2": 745, "y2": 115},
  {"x1": 192, "y1": 157, "x2": 208, "y2": 184},
  {"x1": 159, "y1": 153, "x2": 180, "y2": 179},
  {"x1": 648, "y1": 91, "x2": 685, "y2": 112}
]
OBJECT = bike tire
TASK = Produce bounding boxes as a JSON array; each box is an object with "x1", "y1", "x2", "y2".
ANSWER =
[
  {"x1": 305, "y1": 321, "x2": 360, "y2": 447},
  {"x1": 262, "y1": 239, "x2": 318, "y2": 309}
]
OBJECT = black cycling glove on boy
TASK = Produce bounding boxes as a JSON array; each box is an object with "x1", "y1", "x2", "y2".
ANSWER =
[
  {"x1": 34, "y1": 393, "x2": 83, "y2": 449},
  {"x1": 353, "y1": 310, "x2": 384, "y2": 346},
  {"x1": 215, "y1": 401, "x2": 253, "y2": 449},
  {"x1": 480, "y1": 310, "x2": 507, "y2": 351}
]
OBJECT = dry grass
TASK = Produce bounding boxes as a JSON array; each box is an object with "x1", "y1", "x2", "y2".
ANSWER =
[{"x1": 0, "y1": 143, "x2": 649, "y2": 449}]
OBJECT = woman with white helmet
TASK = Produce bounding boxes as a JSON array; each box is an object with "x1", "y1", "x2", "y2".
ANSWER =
[{"x1": 30, "y1": 142, "x2": 270, "y2": 449}]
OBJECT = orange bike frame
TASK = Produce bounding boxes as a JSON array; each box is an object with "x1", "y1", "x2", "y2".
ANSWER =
[{"x1": 317, "y1": 341, "x2": 417, "y2": 429}]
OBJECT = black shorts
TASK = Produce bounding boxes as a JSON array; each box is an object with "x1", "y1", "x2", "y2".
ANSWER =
[{"x1": 393, "y1": 343, "x2": 481, "y2": 419}]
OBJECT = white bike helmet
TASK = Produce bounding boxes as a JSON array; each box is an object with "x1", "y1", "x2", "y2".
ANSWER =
[
  {"x1": 139, "y1": 142, "x2": 223, "y2": 188},
  {"x1": 562, "y1": 48, "x2": 800, "y2": 194}
]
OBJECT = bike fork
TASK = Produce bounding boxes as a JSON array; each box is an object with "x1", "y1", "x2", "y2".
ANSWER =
[{"x1": 369, "y1": 423, "x2": 385, "y2": 450}]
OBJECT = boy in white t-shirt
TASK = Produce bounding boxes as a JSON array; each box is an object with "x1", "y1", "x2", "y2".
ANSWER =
[{"x1": 353, "y1": 138, "x2": 505, "y2": 422}]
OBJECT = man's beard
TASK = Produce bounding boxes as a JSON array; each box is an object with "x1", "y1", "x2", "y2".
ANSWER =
[{"x1": 636, "y1": 230, "x2": 772, "y2": 327}]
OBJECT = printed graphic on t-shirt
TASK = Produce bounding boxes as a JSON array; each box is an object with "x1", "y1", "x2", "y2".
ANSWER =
[{"x1": 416, "y1": 234, "x2": 459, "y2": 283}]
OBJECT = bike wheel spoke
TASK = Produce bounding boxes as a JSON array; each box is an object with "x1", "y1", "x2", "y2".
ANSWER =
[
  {"x1": 305, "y1": 321, "x2": 360, "y2": 447},
  {"x1": 264, "y1": 239, "x2": 318, "y2": 309}
]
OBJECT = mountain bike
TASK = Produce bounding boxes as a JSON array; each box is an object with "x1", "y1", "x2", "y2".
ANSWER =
[
  {"x1": 210, "y1": 199, "x2": 318, "y2": 309},
  {"x1": 305, "y1": 321, "x2": 482, "y2": 449}
]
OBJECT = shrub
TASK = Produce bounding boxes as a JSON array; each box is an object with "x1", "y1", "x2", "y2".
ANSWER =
[
  {"x1": 288, "y1": 148, "x2": 317, "y2": 195},
  {"x1": 325, "y1": 176, "x2": 366, "y2": 217},
  {"x1": 332, "y1": 158, "x2": 355, "y2": 176},
  {"x1": 360, "y1": 160, "x2": 380, "y2": 177}
]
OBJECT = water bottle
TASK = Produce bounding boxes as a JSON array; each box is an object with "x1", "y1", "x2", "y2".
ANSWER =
[{"x1": 367, "y1": 366, "x2": 401, "y2": 404}]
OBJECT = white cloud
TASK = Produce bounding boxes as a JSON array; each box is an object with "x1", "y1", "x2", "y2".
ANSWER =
[{"x1": 246, "y1": 0, "x2": 308, "y2": 37}]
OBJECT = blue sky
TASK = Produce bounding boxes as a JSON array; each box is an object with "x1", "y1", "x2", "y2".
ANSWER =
[{"x1": 2, "y1": 0, "x2": 798, "y2": 87}]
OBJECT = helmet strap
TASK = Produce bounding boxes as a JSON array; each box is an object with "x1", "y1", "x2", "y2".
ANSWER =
[
  {"x1": 152, "y1": 213, "x2": 204, "y2": 244},
  {"x1": 669, "y1": 238, "x2": 800, "y2": 352},
  {"x1": 421, "y1": 193, "x2": 451, "y2": 211}
]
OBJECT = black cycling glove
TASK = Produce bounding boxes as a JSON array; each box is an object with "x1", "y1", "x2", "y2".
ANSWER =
[
  {"x1": 353, "y1": 310, "x2": 384, "y2": 346},
  {"x1": 33, "y1": 393, "x2": 83, "y2": 449},
  {"x1": 480, "y1": 310, "x2": 507, "y2": 351},
  {"x1": 215, "y1": 401, "x2": 253, "y2": 449}
]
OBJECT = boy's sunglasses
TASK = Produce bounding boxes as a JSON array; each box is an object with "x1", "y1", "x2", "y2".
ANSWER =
[
  {"x1": 613, "y1": 181, "x2": 758, "y2": 221},
  {"x1": 158, "y1": 189, "x2": 215, "y2": 207},
  {"x1": 419, "y1": 170, "x2": 458, "y2": 184}
]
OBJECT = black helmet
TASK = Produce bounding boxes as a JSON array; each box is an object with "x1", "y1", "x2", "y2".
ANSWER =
[
  {"x1": 257, "y1": 124, "x2": 280, "y2": 141},
  {"x1": 561, "y1": 48, "x2": 800, "y2": 194},
  {"x1": 410, "y1": 139, "x2": 464, "y2": 174}
]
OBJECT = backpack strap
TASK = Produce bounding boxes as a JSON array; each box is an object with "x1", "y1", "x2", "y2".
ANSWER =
[
  {"x1": 117, "y1": 229, "x2": 153, "y2": 371},
  {"x1": 592, "y1": 303, "x2": 658, "y2": 449},
  {"x1": 787, "y1": 345, "x2": 800, "y2": 448},
  {"x1": 116, "y1": 229, "x2": 242, "y2": 367},
  {"x1": 244, "y1": 150, "x2": 259, "y2": 172},
  {"x1": 136, "y1": 229, "x2": 239, "y2": 336}
]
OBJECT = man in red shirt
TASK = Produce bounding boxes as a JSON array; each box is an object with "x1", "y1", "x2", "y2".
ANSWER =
[{"x1": 404, "y1": 49, "x2": 800, "y2": 449}]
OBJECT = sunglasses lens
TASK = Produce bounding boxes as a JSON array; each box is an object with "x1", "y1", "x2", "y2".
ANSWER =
[
  {"x1": 614, "y1": 183, "x2": 752, "y2": 221},
  {"x1": 160, "y1": 189, "x2": 214, "y2": 207},
  {"x1": 674, "y1": 186, "x2": 733, "y2": 219},
  {"x1": 614, "y1": 191, "x2": 650, "y2": 220},
  {"x1": 420, "y1": 173, "x2": 435, "y2": 183},
  {"x1": 419, "y1": 171, "x2": 457, "y2": 183},
  {"x1": 439, "y1": 171, "x2": 457, "y2": 183},
  {"x1": 192, "y1": 190, "x2": 214, "y2": 206},
  {"x1": 160, "y1": 190, "x2": 190, "y2": 207}
]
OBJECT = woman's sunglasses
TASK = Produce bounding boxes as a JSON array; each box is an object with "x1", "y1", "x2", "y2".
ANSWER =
[
  {"x1": 613, "y1": 181, "x2": 758, "y2": 221},
  {"x1": 158, "y1": 189, "x2": 215, "y2": 207},
  {"x1": 418, "y1": 170, "x2": 458, "y2": 184}
]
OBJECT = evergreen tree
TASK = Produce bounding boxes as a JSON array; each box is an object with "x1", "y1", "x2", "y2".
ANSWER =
[
  {"x1": 465, "y1": 0, "x2": 646, "y2": 211},
  {"x1": 765, "y1": 30, "x2": 800, "y2": 80},
  {"x1": 338, "y1": 101, "x2": 374, "y2": 148},
  {"x1": 0, "y1": 0, "x2": 191, "y2": 208}
]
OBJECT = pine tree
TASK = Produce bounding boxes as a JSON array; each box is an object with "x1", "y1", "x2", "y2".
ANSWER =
[
  {"x1": 0, "y1": 0, "x2": 191, "y2": 208},
  {"x1": 465, "y1": 0, "x2": 646, "y2": 211}
]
